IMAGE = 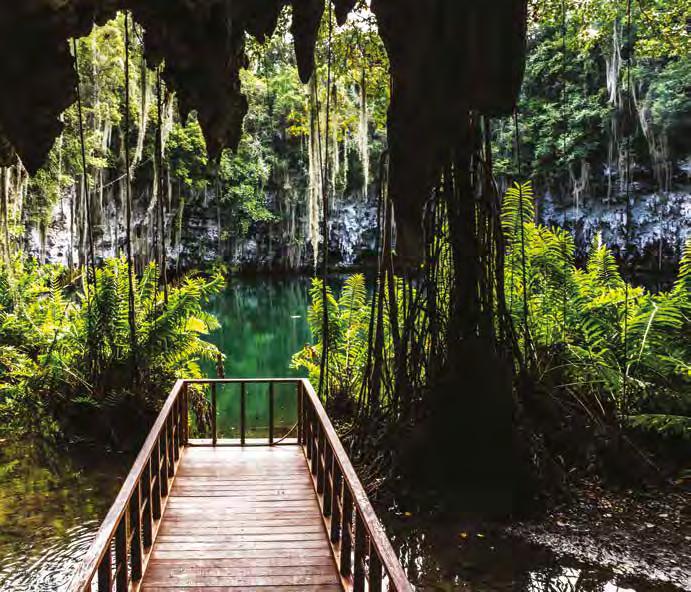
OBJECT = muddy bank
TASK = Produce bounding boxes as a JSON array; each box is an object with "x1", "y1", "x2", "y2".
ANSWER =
[
  {"x1": 509, "y1": 482, "x2": 690, "y2": 590},
  {"x1": 379, "y1": 482, "x2": 689, "y2": 590}
]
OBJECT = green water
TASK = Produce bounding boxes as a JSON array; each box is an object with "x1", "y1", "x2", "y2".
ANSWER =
[
  {"x1": 199, "y1": 276, "x2": 312, "y2": 439},
  {"x1": 0, "y1": 442, "x2": 128, "y2": 591}
]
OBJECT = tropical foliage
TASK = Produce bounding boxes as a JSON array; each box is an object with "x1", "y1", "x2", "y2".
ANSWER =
[
  {"x1": 292, "y1": 275, "x2": 371, "y2": 398},
  {"x1": 503, "y1": 181, "x2": 690, "y2": 438},
  {"x1": 0, "y1": 257, "x2": 223, "y2": 443},
  {"x1": 297, "y1": 183, "x2": 690, "y2": 441}
]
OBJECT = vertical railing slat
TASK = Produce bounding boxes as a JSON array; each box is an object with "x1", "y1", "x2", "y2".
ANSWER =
[
  {"x1": 96, "y1": 542, "x2": 113, "y2": 592},
  {"x1": 173, "y1": 397, "x2": 181, "y2": 459},
  {"x1": 114, "y1": 513, "x2": 128, "y2": 592},
  {"x1": 160, "y1": 427, "x2": 170, "y2": 496},
  {"x1": 340, "y1": 485, "x2": 353, "y2": 578},
  {"x1": 311, "y1": 419, "x2": 319, "y2": 477},
  {"x1": 370, "y1": 541, "x2": 383, "y2": 592},
  {"x1": 240, "y1": 382, "x2": 246, "y2": 446},
  {"x1": 330, "y1": 461, "x2": 342, "y2": 543},
  {"x1": 211, "y1": 382, "x2": 217, "y2": 446},
  {"x1": 322, "y1": 442, "x2": 331, "y2": 509},
  {"x1": 152, "y1": 438, "x2": 162, "y2": 519},
  {"x1": 166, "y1": 415, "x2": 175, "y2": 477},
  {"x1": 130, "y1": 484, "x2": 143, "y2": 582},
  {"x1": 142, "y1": 460, "x2": 153, "y2": 549},
  {"x1": 269, "y1": 382, "x2": 275, "y2": 445},
  {"x1": 354, "y1": 512, "x2": 366, "y2": 592}
]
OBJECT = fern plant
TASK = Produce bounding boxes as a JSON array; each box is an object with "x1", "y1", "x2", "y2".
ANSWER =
[
  {"x1": 0, "y1": 256, "x2": 223, "y2": 443},
  {"x1": 503, "y1": 181, "x2": 690, "y2": 437},
  {"x1": 292, "y1": 275, "x2": 371, "y2": 399}
]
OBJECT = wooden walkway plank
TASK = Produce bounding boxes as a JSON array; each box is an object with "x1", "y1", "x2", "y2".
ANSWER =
[
  {"x1": 70, "y1": 378, "x2": 411, "y2": 592},
  {"x1": 141, "y1": 446, "x2": 344, "y2": 590}
]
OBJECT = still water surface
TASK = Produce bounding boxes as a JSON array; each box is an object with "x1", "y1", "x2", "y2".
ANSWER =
[
  {"x1": 198, "y1": 276, "x2": 311, "y2": 439},
  {"x1": 0, "y1": 277, "x2": 681, "y2": 591}
]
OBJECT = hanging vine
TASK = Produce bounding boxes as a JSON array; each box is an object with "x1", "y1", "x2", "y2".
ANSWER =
[{"x1": 124, "y1": 11, "x2": 138, "y2": 375}]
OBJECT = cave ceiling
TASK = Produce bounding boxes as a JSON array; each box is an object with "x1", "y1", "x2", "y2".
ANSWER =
[{"x1": 0, "y1": 0, "x2": 527, "y2": 260}]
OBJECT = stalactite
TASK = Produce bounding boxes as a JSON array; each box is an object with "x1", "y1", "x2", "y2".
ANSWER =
[
  {"x1": 633, "y1": 85, "x2": 671, "y2": 195},
  {"x1": 98, "y1": 118, "x2": 112, "y2": 225},
  {"x1": 605, "y1": 21, "x2": 623, "y2": 202},
  {"x1": 307, "y1": 75, "x2": 322, "y2": 270},
  {"x1": 357, "y1": 69, "x2": 369, "y2": 198},
  {"x1": 605, "y1": 22, "x2": 622, "y2": 106},
  {"x1": 1, "y1": 166, "x2": 9, "y2": 262},
  {"x1": 216, "y1": 179, "x2": 222, "y2": 259},
  {"x1": 342, "y1": 130, "x2": 349, "y2": 187},
  {"x1": 68, "y1": 183, "x2": 75, "y2": 268},
  {"x1": 175, "y1": 195, "x2": 185, "y2": 274}
]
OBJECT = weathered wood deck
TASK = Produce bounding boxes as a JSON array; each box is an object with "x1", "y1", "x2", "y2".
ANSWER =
[
  {"x1": 70, "y1": 378, "x2": 411, "y2": 592},
  {"x1": 142, "y1": 446, "x2": 342, "y2": 590}
]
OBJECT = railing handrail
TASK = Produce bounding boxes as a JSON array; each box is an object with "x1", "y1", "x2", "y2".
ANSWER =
[
  {"x1": 71, "y1": 376, "x2": 411, "y2": 592},
  {"x1": 183, "y1": 377, "x2": 302, "y2": 383},
  {"x1": 300, "y1": 378, "x2": 412, "y2": 591},
  {"x1": 69, "y1": 378, "x2": 186, "y2": 591}
]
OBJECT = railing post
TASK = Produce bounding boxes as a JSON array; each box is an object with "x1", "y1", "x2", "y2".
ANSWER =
[
  {"x1": 330, "y1": 461, "x2": 342, "y2": 543},
  {"x1": 269, "y1": 382, "x2": 275, "y2": 445},
  {"x1": 211, "y1": 382, "x2": 217, "y2": 446},
  {"x1": 142, "y1": 460, "x2": 153, "y2": 549},
  {"x1": 240, "y1": 382, "x2": 246, "y2": 446},
  {"x1": 354, "y1": 512, "x2": 366, "y2": 592},
  {"x1": 183, "y1": 382, "x2": 189, "y2": 445},
  {"x1": 130, "y1": 484, "x2": 143, "y2": 583},
  {"x1": 97, "y1": 544, "x2": 113, "y2": 592},
  {"x1": 114, "y1": 513, "x2": 129, "y2": 592},
  {"x1": 340, "y1": 485, "x2": 353, "y2": 578},
  {"x1": 297, "y1": 381, "x2": 303, "y2": 445},
  {"x1": 369, "y1": 542, "x2": 383, "y2": 592}
]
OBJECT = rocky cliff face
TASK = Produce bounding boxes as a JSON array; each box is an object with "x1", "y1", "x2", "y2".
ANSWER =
[
  {"x1": 537, "y1": 157, "x2": 690, "y2": 279},
  {"x1": 23, "y1": 186, "x2": 379, "y2": 272}
]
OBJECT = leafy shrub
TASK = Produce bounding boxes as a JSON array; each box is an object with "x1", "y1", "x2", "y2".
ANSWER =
[
  {"x1": 296, "y1": 182, "x2": 690, "y2": 443},
  {"x1": 0, "y1": 257, "x2": 223, "y2": 443}
]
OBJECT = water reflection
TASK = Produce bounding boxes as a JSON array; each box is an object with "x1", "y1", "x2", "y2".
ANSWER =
[
  {"x1": 0, "y1": 442, "x2": 127, "y2": 591},
  {"x1": 200, "y1": 276, "x2": 312, "y2": 438}
]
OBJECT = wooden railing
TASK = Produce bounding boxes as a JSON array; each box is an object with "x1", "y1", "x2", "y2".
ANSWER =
[
  {"x1": 69, "y1": 379, "x2": 188, "y2": 592},
  {"x1": 184, "y1": 377, "x2": 302, "y2": 445},
  {"x1": 299, "y1": 379, "x2": 412, "y2": 592},
  {"x1": 70, "y1": 377, "x2": 411, "y2": 592}
]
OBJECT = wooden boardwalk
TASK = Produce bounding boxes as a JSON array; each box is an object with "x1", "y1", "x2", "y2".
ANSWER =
[
  {"x1": 70, "y1": 378, "x2": 411, "y2": 592},
  {"x1": 142, "y1": 446, "x2": 342, "y2": 590}
]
